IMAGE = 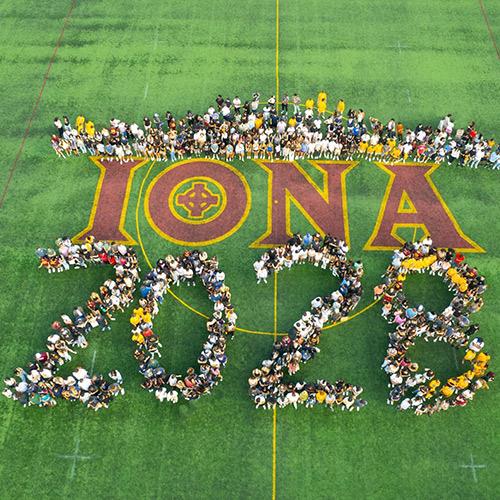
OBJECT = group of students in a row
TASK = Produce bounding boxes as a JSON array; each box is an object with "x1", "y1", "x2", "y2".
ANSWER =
[
  {"x1": 249, "y1": 233, "x2": 367, "y2": 411},
  {"x1": 130, "y1": 251, "x2": 237, "y2": 403},
  {"x1": 50, "y1": 91, "x2": 499, "y2": 169},
  {"x1": 3, "y1": 237, "x2": 140, "y2": 410},
  {"x1": 376, "y1": 239, "x2": 494, "y2": 414}
]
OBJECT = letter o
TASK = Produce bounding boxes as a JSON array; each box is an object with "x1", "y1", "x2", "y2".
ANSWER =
[{"x1": 145, "y1": 159, "x2": 251, "y2": 246}]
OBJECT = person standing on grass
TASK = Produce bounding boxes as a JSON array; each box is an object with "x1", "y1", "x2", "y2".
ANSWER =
[
  {"x1": 336, "y1": 98, "x2": 345, "y2": 115},
  {"x1": 251, "y1": 92, "x2": 260, "y2": 113},
  {"x1": 292, "y1": 93, "x2": 301, "y2": 114},
  {"x1": 54, "y1": 117, "x2": 63, "y2": 137},
  {"x1": 281, "y1": 93, "x2": 289, "y2": 114},
  {"x1": 232, "y1": 96, "x2": 241, "y2": 115},
  {"x1": 317, "y1": 90, "x2": 327, "y2": 118}
]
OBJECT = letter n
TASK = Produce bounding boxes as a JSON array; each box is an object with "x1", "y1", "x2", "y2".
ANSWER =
[
  {"x1": 364, "y1": 162, "x2": 484, "y2": 252},
  {"x1": 251, "y1": 160, "x2": 357, "y2": 248},
  {"x1": 73, "y1": 157, "x2": 148, "y2": 244}
]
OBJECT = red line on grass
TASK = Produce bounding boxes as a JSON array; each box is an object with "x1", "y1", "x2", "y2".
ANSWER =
[
  {"x1": 0, "y1": 0, "x2": 78, "y2": 209},
  {"x1": 478, "y1": 0, "x2": 500, "y2": 60}
]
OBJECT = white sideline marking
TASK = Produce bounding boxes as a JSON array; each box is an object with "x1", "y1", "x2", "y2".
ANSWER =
[
  {"x1": 143, "y1": 82, "x2": 149, "y2": 99},
  {"x1": 57, "y1": 437, "x2": 94, "y2": 480},
  {"x1": 406, "y1": 89, "x2": 412, "y2": 103},
  {"x1": 452, "y1": 348, "x2": 460, "y2": 369},
  {"x1": 90, "y1": 350, "x2": 97, "y2": 375},
  {"x1": 460, "y1": 454, "x2": 486, "y2": 483}
]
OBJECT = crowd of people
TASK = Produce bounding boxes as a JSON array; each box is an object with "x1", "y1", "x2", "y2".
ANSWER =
[
  {"x1": 2, "y1": 237, "x2": 139, "y2": 410},
  {"x1": 375, "y1": 239, "x2": 494, "y2": 415},
  {"x1": 130, "y1": 251, "x2": 237, "y2": 403},
  {"x1": 249, "y1": 233, "x2": 367, "y2": 411},
  {"x1": 50, "y1": 92, "x2": 499, "y2": 168}
]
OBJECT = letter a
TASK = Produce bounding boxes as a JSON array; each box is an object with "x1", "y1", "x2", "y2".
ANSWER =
[{"x1": 364, "y1": 162, "x2": 484, "y2": 252}]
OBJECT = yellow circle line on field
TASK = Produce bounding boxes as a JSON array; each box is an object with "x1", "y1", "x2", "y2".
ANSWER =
[{"x1": 134, "y1": 160, "x2": 380, "y2": 336}]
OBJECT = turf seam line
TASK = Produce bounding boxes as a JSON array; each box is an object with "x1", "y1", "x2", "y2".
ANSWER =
[
  {"x1": 0, "y1": 0, "x2": 77, "y2": 209},
  {"x1": 478, "y1": 0, "x2": 500, "y2": 60}
]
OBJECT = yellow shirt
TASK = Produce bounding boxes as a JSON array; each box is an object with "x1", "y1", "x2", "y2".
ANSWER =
[
  {"x1": 76, "y1": 115, "x2": 85, "y2": 133},
  {"x1": 391, "y1": 148, "x2": 402, "y2": 159},
  {"x1": 429, "y1": 379, "x2": 441, "y2": 390},
  {"x1": 336, "y1": 100, "x2": 345, "y2": 113},
  {"x1": 130, "y1": 315, "x2": 141, "y2": 326},
  {"x1": 464, "y1": 350, "x2": 476, "y2": 362},
  {"x1": 85, "y1": 120, "x2": 95, "y2": 137},
  {"x1": 305, "y1": 98, "x2": 314, "y2": 110},
  {"x1": 131, "y1": 332, "x2": 144, "y2": 344},
  {"x1": 317, "y1": 92, "x2": 327, "y2": 113},
  {"x1": 476, "y1": 352, "x2": 490, "y2": 364},
  {"x1": 455, "y1": 376, "x2": 469, "y2": 390},
  {"x1": 440, "y1": 385, "x2": 454, "y2": 397},
  {"x1": 316, "y1": 390, "x2": 327, "y2": 403}
]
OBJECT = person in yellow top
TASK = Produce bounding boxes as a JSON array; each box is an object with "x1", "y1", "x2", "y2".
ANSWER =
[
  {"x1": 336, "y1": 99, "x2": 345, "y2": 115},
  {"x1": 464, "y1": 349, "x2": 477, "y2": 362},
  {"x1": 131, "y1": 331, "x2": 145, "y2": 344},
  {"x1": 76, "y1": 115, "x2": 85, "y2": 134},
  {"x1": 374, "y1": 142, "x2": 384, "y2": 158},
  {"x1": 85, "y1": 120, "x2": 95, "y2": 137},
  {"x1": 440, "y1": 384, "x2": 454, "y2": 397},
  {"x1": 255, "y1": 116, "x2": 263, "y2": 129},
  {"x1": 425, "y1": 379, "x2": 440, "y2": 399},
  {"x1": 130, "y1": 307, "x2": 146, "y2": 326},
  {"x1": 358, "y1": 141, "x2": 368, "y2": 157},
  {"x1": 449, "y1": 375, "x2": 469, "y2": 390},
  {"x1": 475, "y1": 352, "x2": 491, "y2": 368},
  {"x1": 473, "y1": 361, "x2": 488, "y2": 377},
  {"x1": 316, "y1": 390, "x2": 327, "y2": 404},
  {"x1": 305, "y1": 98, "x2": 314, "y2": 111},
  {"x1": 317, "y1": 91, "x2": 327, "y2": 118},
  {"x1": 288, "y1": 116, "x2": 297, "y2": 127},
  {"x1": 429, "y1": 379, "x2": 441, "y2": 391},
  {"x1": 366, "y1": 144, "x2": 376, "y2": 160},
  {"x1": 391, "y1": 147, "x2": 402, "y2": 161}
]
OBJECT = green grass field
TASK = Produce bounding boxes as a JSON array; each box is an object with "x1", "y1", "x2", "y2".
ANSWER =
[{"x1": 0, "y1": 1, "x2": 499, "y2": 498}]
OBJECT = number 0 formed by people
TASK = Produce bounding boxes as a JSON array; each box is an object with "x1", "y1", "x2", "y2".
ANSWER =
[
  {"x1": 130, "y1": 251, "x2": 236, "y2": 403},
  {"x1": 3, "y1": 236, "x2": 493, "y2": 414}
]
